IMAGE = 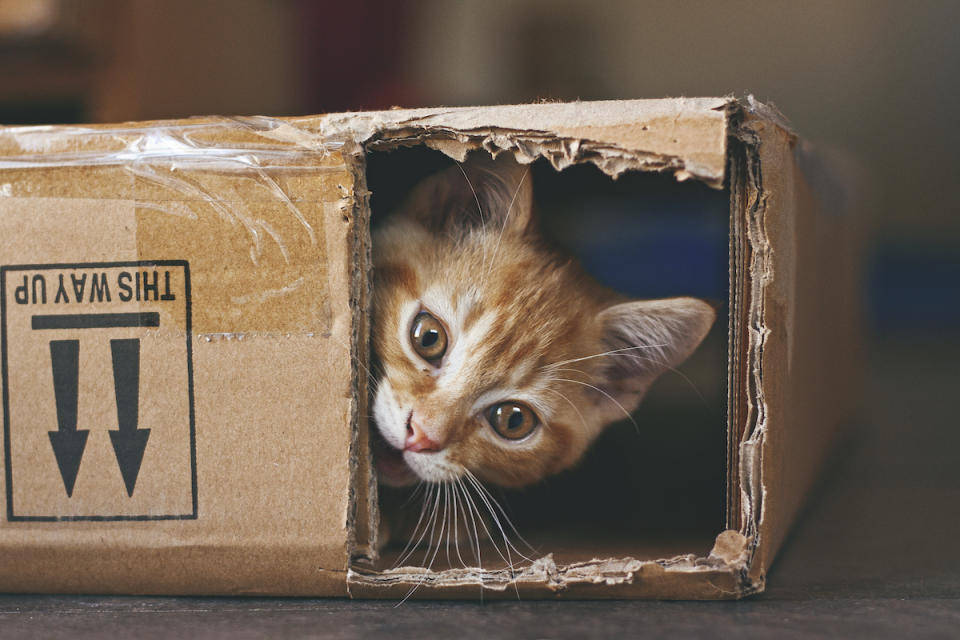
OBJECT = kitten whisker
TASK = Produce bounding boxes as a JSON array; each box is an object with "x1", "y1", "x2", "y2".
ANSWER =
[
  {"x1": 391, "y1": 471, "x2": 532, "y2": 602},
  {"x1": 399, "y1": 483, "x2": 432, "y2": 557},
  {"x1": 444, "y1": 483, "x2": 453, "y2": 569},
  {"x1": 486, "y1": 166, "x2": 530, "y2": 281},
  {"x1": 553, "y1": 377, "x2": 640, "y2": 433},
  {"x1": 464, "y1": 472, "x2": 534, "y2": 565},
  {"x1": 427, "y1": 485, "x2": 451, "y2": 571},
  {"x1": 460, "y1": 479, "x2": 513, "y2": 570},
  {"x1": 458, "y1": 478, "x2": 483, "y2": 570},
  {"x1": 347, "y1": 348, "x2": 378, "y2": 380},
  {"x1": 463, "y1": 473, "x2": 525, "y2": 600},
  {"x1": 547, "y1": 344, "x2": 670, "y2": 369},
  {"x1": 455, "y1": 161, "x2": 486, "y2": 233},
  {"x1": 420, "y1": 484, "x2": 444, "y2": 569},
  {"x1": 400, "y1": 481, "x2": 459, "y2": 605},
  {"x1": 542, "y1": 387, "x2": 589, "y2": 432},
  {"x1": 546, "y1": 343, "x2": 707, "y2": 404},
  {"x1": 400, "y1": 480, "x2": 425, "y2": 508},
  {"x1": 453, "y1": 479, "x2": 485, "y2": 601},
  {"x1": 455, "y1": 161, "x2": 490, "y2": 286},
  {"x1": 392, "y1": 483, "x2": 432, "y2": 569},
  {"x1": 559, "y1": 352, "x2": 708, "y2": 405},
  {"x1": 399, "y1": 482, "x2": 450, "y2": 604},
  {"x1": 463, "y1": 484, "x2": 519, "y2": 596},
  {"x1": 393, "y1": 483, "x2": 438, "y2": 569},
  {"x1": 464, "y1": 470, "x2": 537, "y2": 557},
  {"x1": 547, "y1": 366, "x2": 594, "y2": 380},
  {"x1": 450, "y1": 479, "x2": 467, "y2": 569}
]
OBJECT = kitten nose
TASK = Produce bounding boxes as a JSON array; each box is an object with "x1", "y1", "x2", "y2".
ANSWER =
[{"x1": 405, "y1": 412, "x2": 441, "y2": 453}]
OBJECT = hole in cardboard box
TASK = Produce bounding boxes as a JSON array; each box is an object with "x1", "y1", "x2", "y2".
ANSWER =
[{"x1": 364, "y1": 145, "x2": 728, "y2": 572}]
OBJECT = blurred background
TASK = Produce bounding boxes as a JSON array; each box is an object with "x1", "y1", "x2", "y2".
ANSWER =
[
  {"x1": 1, "y1": 0, "x2": 958, "y2": 599},
  {"x1": 0, "y1": 0, "x2": 955, "y2": 336}
]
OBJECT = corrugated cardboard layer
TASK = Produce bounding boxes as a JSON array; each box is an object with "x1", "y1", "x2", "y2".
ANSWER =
[
  {"x1": 349, "y1": 561, "x2": 744, "y2": 600},
  {"x1": 349, "y1": 530, "x2": 752, "y2": 599}
]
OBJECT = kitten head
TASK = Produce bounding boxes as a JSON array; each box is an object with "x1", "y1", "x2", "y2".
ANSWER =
[{"x1": 371, "y1": 153, "x2": 715, "y2": 488}]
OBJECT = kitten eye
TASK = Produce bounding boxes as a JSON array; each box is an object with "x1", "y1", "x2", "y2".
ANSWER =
[
  {"x1": 487, "y1": 402, "x2": 539, "y2": 441},
  {"x1": 410, "y1": 311, "x2": 448, "y2": 363}
]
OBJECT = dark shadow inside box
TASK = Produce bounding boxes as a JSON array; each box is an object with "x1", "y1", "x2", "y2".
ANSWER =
[{"x1": 366, "y1": 145, "x2": 729, "y2": 566}]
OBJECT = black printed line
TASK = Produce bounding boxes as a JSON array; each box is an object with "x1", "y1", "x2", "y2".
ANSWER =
[
  {"x1": 31, "y1": 312, "x2": 160, "y2": 330},
  {"x1": 7, "y1": 513, "x2": 197, "y2": 522}
]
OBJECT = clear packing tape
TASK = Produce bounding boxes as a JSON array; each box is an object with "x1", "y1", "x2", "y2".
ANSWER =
[
  {"x1": 0, "y1": 116, "x2": 361, "y2": 335},
  {"x1": 0, "y1": 116, "x2": 348, "y2": 262},
  {"x1": 0, "y1": 116, "x2": 342, "y2": 170}
]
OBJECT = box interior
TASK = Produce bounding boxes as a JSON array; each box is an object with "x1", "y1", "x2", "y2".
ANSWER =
[{"x1": 360, "y1": 145, "x2": 730, "y2": 576}]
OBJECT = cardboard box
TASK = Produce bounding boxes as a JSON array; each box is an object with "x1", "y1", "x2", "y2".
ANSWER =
[{"x1": 0, "y1": 98, "x2": 860, "y2": 598}]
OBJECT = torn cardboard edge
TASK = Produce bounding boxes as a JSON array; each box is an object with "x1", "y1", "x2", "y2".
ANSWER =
[
  {"x1": 301, "y1": 97, "x2": 732, "y2": 187},
  {"x1": 344, "y1": 143, "x2": 376, "y2": 564},
  {"x1": 347, "y1": 530, "x2": 755, "y2": 599}
]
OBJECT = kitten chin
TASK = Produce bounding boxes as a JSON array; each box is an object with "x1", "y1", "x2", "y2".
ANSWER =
[{"x1": 370, "y1": 426, "x2": 417, "y2": 488}]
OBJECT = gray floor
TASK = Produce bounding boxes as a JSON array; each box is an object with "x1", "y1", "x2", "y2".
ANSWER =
[{"x1": 2, "y1": 336, "x2": 958, "y2": 638}]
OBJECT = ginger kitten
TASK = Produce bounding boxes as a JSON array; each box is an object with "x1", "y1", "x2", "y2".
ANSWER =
[{"x1": 371, "y1": 153, "x2": 716, "y2": 495}]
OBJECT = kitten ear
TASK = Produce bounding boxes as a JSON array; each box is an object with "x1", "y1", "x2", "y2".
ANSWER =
[
  {"x1": 591, "y1": 297, "x2": 716, "y2": 425},
  {"x1": 400, "y1": 153, "x2": 534, "y2": 236}
]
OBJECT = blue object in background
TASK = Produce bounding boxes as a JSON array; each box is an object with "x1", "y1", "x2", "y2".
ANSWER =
[
  {"x1": 576, "y1": 213, "x2": 728, "y2": 302},
  {"x1": 869, "y1": 246, "x2": 960, "y2": 335},
  {"x1": 547, "y1": 185, "x2": 729, "y2": 304}
]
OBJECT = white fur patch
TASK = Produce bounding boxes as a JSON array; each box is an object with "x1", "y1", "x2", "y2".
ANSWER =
[
  {"x1": 372, "y1": 378, "x2": 407, "y2": 451},
  {"x1": 404, "y1": 449, "x2": 463, "y2": 483}
]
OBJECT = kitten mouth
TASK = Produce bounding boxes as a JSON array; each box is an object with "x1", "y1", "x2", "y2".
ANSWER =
[{"x1": 371, "y1": 422, "x2": 418, "y2": 487}]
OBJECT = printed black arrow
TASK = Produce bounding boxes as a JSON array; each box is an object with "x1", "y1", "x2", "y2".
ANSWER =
[
  {"x1": 108, "y1": 338, "x2": 150, "y2": 497},
  {"x1": 48, "y1": 340, "x2": 89, "y2": 497}
]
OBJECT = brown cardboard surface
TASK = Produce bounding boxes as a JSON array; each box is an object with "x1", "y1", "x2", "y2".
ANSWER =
[
  {"x1": 0, "y1": 99, "x2": 858, "y2": 598},
  {"x1": 0, "y1": 119, "x2": 365, "y2": 595}
]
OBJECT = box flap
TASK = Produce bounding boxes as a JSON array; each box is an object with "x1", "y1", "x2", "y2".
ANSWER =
[
  {"x1": 300, "y1": 97, "x2": 732, "y2": 187},
  {"x1": 728, "y1": 99, "x2": 861, "y2": 589}
]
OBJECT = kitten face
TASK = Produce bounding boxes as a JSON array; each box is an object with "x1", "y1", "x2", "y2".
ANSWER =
[{"x1": 371, "y1": 154, "x2": 715, "y2": 489}]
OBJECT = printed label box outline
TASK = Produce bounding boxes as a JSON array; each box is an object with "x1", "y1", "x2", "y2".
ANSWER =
[{"x1": 1, "y1": 260, "x2": 197, "y2": 521}]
